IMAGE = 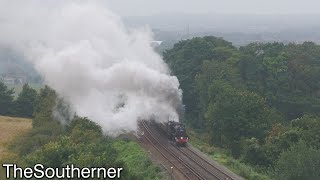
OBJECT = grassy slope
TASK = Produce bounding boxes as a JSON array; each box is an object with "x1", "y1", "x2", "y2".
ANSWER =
[
  {"x1": 0, "y1": 116, "x2": 32, "y2": 161},
  {"x1": 113, "y1": 141, "x2": 162, "y2": 180},
  {"x1": 187, "y1": 128, "x2": 270, "y2": 180}
]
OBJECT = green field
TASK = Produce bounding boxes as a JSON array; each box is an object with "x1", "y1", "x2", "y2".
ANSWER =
[{"x1": 0, "y1": 116, "x2": 32, "y2": 161}]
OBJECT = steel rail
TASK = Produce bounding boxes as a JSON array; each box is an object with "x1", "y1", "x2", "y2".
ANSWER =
[
  {"x1": 141, "y1": 121, "x2": 206, "y2": 180},
  {"x1": 180, "y1": 147, "x2": 236, "y2": 180}
]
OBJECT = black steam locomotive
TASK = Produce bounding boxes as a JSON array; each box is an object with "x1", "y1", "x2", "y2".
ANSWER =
[{"x1": 165, "y1": 121, "x2": 189, "y2": 146}]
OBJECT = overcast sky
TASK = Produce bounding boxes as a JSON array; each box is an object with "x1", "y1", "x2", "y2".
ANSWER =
[{"x1": 105, "y1": 0, "x2": 320, "y2": 16}]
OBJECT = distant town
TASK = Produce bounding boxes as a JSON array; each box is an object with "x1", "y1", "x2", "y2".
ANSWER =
[{"x1": 0, "y1": 74, "x2": 27, "y2": 85}]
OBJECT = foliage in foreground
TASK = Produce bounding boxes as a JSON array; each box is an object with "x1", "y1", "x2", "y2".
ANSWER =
[
  {"x1": 2, "y1": 86, "x2": 161, "y2": 179},
  {"x1": 275, "y1": 142, "x2": 320, "y2": 180},
  {"x1": 113, "y1": 141, "x2": 161, "y2": 179}
]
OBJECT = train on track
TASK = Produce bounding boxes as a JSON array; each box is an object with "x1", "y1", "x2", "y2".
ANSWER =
[{"x1": 159, "y1": 121, "x2": 189, "y2": 146}]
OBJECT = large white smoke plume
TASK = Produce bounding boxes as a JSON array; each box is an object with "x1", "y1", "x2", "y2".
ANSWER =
[{"x1": 0, "y1": 1, "x2": 182, "y2": 135}]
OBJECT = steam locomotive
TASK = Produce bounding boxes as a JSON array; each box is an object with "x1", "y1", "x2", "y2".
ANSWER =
[{"x1": 163, "y1": 121, "x2": 189, "y2": 146}]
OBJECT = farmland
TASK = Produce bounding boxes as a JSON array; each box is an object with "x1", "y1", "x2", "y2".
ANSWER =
[{"x1": 0, "y1": 116, "x2": 32, "y2": 161}]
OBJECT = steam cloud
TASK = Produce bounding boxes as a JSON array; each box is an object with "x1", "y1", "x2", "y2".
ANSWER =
[{"x1": 0, "y1": 1, "x2": 182, "y2": 135}]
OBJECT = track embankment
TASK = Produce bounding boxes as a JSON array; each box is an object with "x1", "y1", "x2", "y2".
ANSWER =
[{"x1": 138, "y1": 120, "x2": 243, "y2": 180}]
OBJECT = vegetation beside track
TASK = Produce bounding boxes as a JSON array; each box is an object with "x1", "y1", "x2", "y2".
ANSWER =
[
  {"x1": 0, "y1": 85, "x2": 162, "y2": 179},
  {"x1": 187, "y1": 128, "x2": 270, "y2": 180},
  {"x1": 165, "y1": 37, "x2": 320, "y2": 179}
]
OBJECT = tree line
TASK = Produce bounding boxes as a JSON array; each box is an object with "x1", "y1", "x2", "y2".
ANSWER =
[
  {"x1": 0, "y1": 82, "x2": 37, "y2": 117},
  {"x1": 163, "y1": 37, "x2": 320, "y2": 179}
]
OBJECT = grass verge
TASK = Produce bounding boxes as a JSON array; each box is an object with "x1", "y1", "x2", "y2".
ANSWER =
[
  {"x1": 112, "y1": 140, "x2": 162, "y2": 180},
  {"x1": 187, "y1": 128, "x2": 270, "y2": 180}
]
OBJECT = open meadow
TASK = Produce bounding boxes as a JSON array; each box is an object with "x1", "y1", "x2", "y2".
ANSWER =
[{"x1": 0, "y1": 116, "x2": 32, "y2": 161}]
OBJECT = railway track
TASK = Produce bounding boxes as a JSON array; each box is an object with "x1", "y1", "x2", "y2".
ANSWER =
[
  {"x1": 178, "y1": 147, "x2": 238, "y2": 180},
  {"x1": 141, "y1": 120, "x2": 206, "y2": 180},
  {"x1": 141, "y1": 120, "x2": 241, "y2": 180}
]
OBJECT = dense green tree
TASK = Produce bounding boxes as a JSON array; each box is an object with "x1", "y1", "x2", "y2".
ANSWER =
[
  {"x1": 32, "y1": 85, "x2": 58, "y2": 127},
  {"x1": 11, "y1": 86, "x2": 64, "y2": 156},
  {"x1": 14, "y1": 84, "x2": 37, "y2": 117},
  {"x1": 245, "y1": 124, "x2": 300, "y2": 168},
  {"x1": 275, "y1": 142, "x2": 320, "y2": 180},
  {"x1": 291, "y1": 115, "x2": 320, "y2": 149},
  {"x1": 205, "y1": 81, "x2": 277, "y2": 157},
  {"x1": 163, "y1": 37, "x2": 235, "y2": 122},
  {"x1": 195, "y1": 56, "x2": 243, "y2": 127},
  {"x1": 0, "y1": 81, "x2": 15, "y2": 115},
  {"x1": 67, "y1": 116, "x2": 103, "y2": 144},
  {"x1": 242, "y1": 138, "x2": 271, "y2": 166},
  {"x1": 239, "y1": 42, "x2": 320, "y2": 119}
]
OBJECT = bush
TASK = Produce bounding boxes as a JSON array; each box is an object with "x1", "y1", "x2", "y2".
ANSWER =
[
  {"x1": 113, "y1": 141, "x2": 161, "y2": 180},
  {"x1": 275, "y1": 141, "x2": 320, "y2": 180}
]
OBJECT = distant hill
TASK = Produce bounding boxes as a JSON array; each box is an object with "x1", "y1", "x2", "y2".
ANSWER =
[
  {"x1": 124, "y1": 13, "x2": 320, "y2": 47},
  {"x1": 124, "y1": 13, "x2": 320, "y2": 33},
  {"x1": 0, "y1": 45, "x2": 41, "y2": 83}
]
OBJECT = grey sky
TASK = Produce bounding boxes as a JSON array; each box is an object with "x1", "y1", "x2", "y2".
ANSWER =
[{"x1": 105, "y1": 0, "x2": 320, "y2": 16}]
